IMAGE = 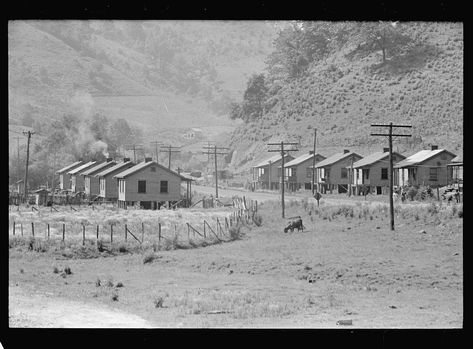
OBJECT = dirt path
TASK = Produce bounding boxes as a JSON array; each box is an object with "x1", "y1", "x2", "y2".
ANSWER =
[
  {"x1": 9, "y1": 286, "x2": 154, "y2": 328},
  {"x1": 193, "y1": 185, "x2": 431, "y2": 208}
]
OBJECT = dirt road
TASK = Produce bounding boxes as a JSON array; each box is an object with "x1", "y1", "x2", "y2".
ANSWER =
[
  {"x1": 193, "y1": 185, "x2": 430, "y2": 208},
  {"x1": 9, "y1": 286, "x2": 153, "y2": 328}
]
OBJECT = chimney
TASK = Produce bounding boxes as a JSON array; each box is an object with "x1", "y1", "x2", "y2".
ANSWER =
[
  {"x1": 343, "y1": 149, "x2": 350, "y2": 154},
  {"x1": 431, "y1": 145, "x2": 438, "y2": 151},
  {"x1": 106, "y1": 157, "x2": 113, "y2": 162},
  {"x1": 123, "y1": 157, "x2": 131, "y2": 162},
  {"x1": 309, "y1": 150, "x2": 314, "y2": 155},
  {"x1": 383, "y1": 147, "x2": 389, "y2": 153},
  {"x1": 145, "y1": 157, "x2": 153, "y2": 163}
]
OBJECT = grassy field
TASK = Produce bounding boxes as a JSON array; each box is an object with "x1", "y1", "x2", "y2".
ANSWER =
[{"x1": 9, "y1": 199, "x2": 462, "y2": 328}]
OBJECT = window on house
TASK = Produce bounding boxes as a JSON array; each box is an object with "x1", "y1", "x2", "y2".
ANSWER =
[
  {"x1": 364, "y1": 169, "x2": 370, "y2": 179},
  {"x1": 429, "y1": 168, "x2": 438, "y2": 181},
  {"x1": 150, "y1": 167, "x2": 156, "y2": 172},
  {"x1": 138, "y1": 180, "x2": 146, "y2": 193},
  {"x1": 381, "y1": 168, "x2": 388, "y2": 180},
  {"x1": 306, "y1": 168, "x2": 312, "y2": 178},
  {"x1": 341, "y1": 168, "x2": 348, "y2": 179},
  {"x1": 160, "y1": 180, "x2": 168, "y2": 193}
]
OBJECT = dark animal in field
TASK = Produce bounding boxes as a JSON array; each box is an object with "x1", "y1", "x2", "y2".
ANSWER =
[{"x1": 284, "y1": 217, "x2": 305, "y2": 233}]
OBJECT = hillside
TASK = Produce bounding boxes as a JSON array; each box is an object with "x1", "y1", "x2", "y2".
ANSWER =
[
  {"x1": 8, "y1": 20, "x2": 282, "y2": 152},
  {"x1": 228, "y1": 22, "x2": 463, "y2": 173}
]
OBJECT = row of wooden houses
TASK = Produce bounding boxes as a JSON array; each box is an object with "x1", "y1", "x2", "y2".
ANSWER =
[
  {"x1": 252, "y1": 145, "x2": 463, "y2": 195},
  {"x1": 56, "y1": 157, "x2": 193, "y2": 209}
]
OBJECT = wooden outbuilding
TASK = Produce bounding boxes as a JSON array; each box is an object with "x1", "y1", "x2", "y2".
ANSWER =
[
  {"x1": 280, "y1": 151, "x2": 326, "y2": 191},
  {"x1": 251, "y1": 154, "x2": 294, "y2": 191},
  {"x1": 82, "y1": 159, "x2": 117, "y2": 197},
  {"x1": 33, "y1": 188, "x2": 50, "y2": 206},
  {"x1": 113, "y1": 158, "x2": 192, "y2": 209},
  {"x1": 394, "y1": 146, "x2": 456, "y2": 188},
  {"x1": 68, "y1": 161, "x2": 99, "y2": 193},
  {"x1": 56, "y1": 160, "x2": 84, "y2": 190},
  {"x1": 95, "y1": 158, "x2": 135, "y2": 201},
  {"x1": 313, "y1": 150, "x2": 363, "y2": 194},
  {"x1": 349, "y1": 148, "x2": 406, "y2": 195}
]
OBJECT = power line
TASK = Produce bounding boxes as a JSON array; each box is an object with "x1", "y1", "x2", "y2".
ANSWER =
[
  {"x1": 160, "y1": 145, "x2": 181, "y2": 169},
  {"x1": 124, "y1": 144, "x2": 144, "y2": 162},
  {"x1": 150, "y1": 140, "x2": 164, "y2": 165},
  {"x1": 370, "y1": 122, "x2": 412, "y2": 231},
  {"x1": 267, "y1": 141, "x2": 299, "y2": 218},
  {"x1": 22, "y1": 130, "x2": 35, "y2": 204},
  {"x1": 203, "y1": 144, "x2": 228, "y2": 198}
]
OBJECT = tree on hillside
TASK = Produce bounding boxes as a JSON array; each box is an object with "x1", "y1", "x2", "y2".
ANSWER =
[
  {"x1": 350, "y1": 21, "x2": 414, "y2": 63},
  {"x1": 241, "y1": 73, "x2": 268, "y2": 122}
]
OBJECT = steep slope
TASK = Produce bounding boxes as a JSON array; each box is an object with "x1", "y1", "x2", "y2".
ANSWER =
[{"x1": 229, "y1": 22, "x2": 463, "y2": 172}]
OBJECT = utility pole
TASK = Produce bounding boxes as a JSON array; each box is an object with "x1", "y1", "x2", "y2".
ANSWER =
[
  {"x1": 125, "y1": 144, "x2": 144, "y2": 162},
  {"x1": 268, "y1": 141, "x2": 299, "y2": 218},
  {"x1": 311, "y1": 128, "x2": 317, "y2": 195},
  {"x1": 160, "y1": 145, "x2": 181, "y2": 169},
  {"x1": 150, "y1": 141, "x2": 163, "y2": 165},
  {"x1": 371, "y1": 123, "x2": 412, "y2": 231},
  {"x1": 348, "y1": 154, "x2": 354, "y2": 197},
  {"x1": 202, "y1": 144, "x2": 228, "y2": 198},
  {"x1": 23, "y1": 130, "x2": 35, "y2": 204}
]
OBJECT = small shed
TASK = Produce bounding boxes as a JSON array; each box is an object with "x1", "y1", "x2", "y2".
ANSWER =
[{"x1": 34, "y1": 188, "x2": 50, "y2": 206}]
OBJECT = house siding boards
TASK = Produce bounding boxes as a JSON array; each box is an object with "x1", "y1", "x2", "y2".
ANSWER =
[
  {"x1": 284, "y1": 153, "x2": 326, "y2": 191},
  {"x1": 98, "y1": 162, "x2": 135, "y2": 200},
  {"x1": 252, "y1": 155, "x2": 294, "y2": 190},
  {"x1": 351, "y1": 152, "x2": 406, "y2": 194},
  {"x1": 395, "y1": 149, "x2": 456, "y2": 187},
  {"x1": 57, "y1": 161, "x2": 84, "y2": 190},
  {"x1": 314, "y1": 152, "x2": 363, "y2": 193},
  {"x1": 69, "y1": 161, "x2": 98, "y2": 193},
  {"x1": 115, "y1": 161, "x2": 188, "y2": 209},
  {"x1": 83, "y1": 161, "x2": 117, "y2": 196}
]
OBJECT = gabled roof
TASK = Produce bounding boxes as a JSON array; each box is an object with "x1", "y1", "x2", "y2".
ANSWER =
[
  {"x1": 95, "y1": 161, "x2": 135, "y2": 177},
  {"x1": 56, "y1": 160, "x2": 84, "y2": 174},
  {"x1": 282, "y1": 153, "x2": 326, "y2": 167},
  {"x1": 81, "y1": 161, "x2": 116, "y2": 176},
  {"x1": 448, "y1": 154, "x2": 463, "y2": 165},
  {"x1": 351, "y1": 151, "x2": 405, "y2": 169},
  {"x1": 394, "y1": 149, "x2": 456, "y2": 168},
  {"x1": 67, "y1": 161, "x2": 97, "y2": 175},
  {"x1": 253, "y1": 154, "x2": 293, "y2": 168},
  {"x1": 314, "y1": 151, "x2": 362, "y2": 168},
  {"x1": 113, "y1": 161, "x2": 191, "y2": 181}
]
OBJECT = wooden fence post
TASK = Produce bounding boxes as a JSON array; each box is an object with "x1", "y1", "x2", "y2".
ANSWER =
[
  {"x1": 125, "y1": 224, "x2": 128, "y2": 241},
  {"x1": 82, "y1": 224, "x2": 85, "y2": 245},
  {"x1": 203, "y1": 221, "x2": 206, "y2": 238},
  {"x1": 21, "y1": 223, "x2": 23, "y2": 236},
  {"x1": 142, "y1": 222, "x2": 145, "y2": 243},
  {"x1": 110, "y1": 225, "x2": 113, "y2": 243},
  {"x1": 187, "y1": 223, "x2": 190, "y2": 240},
  {"x1": 31, "y1": 222, "x2": 35, "y2": 237},
  {"x1": 62, "y1": 224, "x2": 65, "y2": 241},
  {"x1": 174, "y1": 224, "x2": 177, "y2": 240},
  {"x1": 13, "y1": 221, "x2": 15, "y2": 236},
  {"x1": 96, "y1": 225, "x2": 99, "y2": 240},
  {"x1": 158, "y1": 223, "x2": 161, "y2": 243},
  {"x1": 47, "y1": 224, "x2": 50, "y2": 239}
]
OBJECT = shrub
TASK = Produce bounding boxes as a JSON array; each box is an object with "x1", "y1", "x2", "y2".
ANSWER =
[
  {"x1": 117, "y1": 243, "x2": 128, "y2": 253},
  {"x1": 111, "y1": 292, "x2": 119, "y2": 301},
  {"x1": 53, "y1": 267, "x2": 60, "y2": 274},
  {"x1": 407, "y1": 187, "x2": 418, "y2": 201},
  {"x1": 95, "y1": 278, "x2": 101, "y2": 287},
  {"x1": 252, "y1": 214, "x2": 263, "y2": 227},
  {"x1": 115, "y1": 282, "x2": 124, "y2": 288},
  {"x1": 143, "y1": 251, "x2": 158, "y2": 264},
  {"x1": 229, "y1": 225, "x2": 242, "y2": 240},
  {"x1": 64, "y1": 266, "x2": 72, "y2": 275}
]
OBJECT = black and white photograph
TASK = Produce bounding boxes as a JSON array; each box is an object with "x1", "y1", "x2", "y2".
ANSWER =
[{"x1": 7, "y1": 19, "x2": 463, "y2": 329}]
